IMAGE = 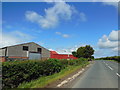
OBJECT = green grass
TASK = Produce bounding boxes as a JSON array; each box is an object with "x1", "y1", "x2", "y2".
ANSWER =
[
  {"x1": 98, "y1": 59, "x2": 118, "y2": 62},
  {"x1": 18, "y1": 62, "x2": 89, "y2": 88},
  {"x1": 107, "y1": 60, "x2": 115, "y2": 61}
]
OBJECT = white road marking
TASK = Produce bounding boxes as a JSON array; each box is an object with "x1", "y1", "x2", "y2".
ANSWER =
[
  {"x1": 107, "y1": 66, "x2": 113, "y2": 70},
  {"x1": 104, "y1": 62, "x2": 120, "y2": 77},
  {"x1": 104, "y1": 62, "x2": 114, "y2": 70},
  {"x1": 116, "y1": 73, "x2": 120, "y2": 77},
  {"x1": 68, "y1": 78, "x2": 71, "y2": 80},
  {"x1": 57, "y1": 66, "x2": 87, "y2": 87},
  {"x1": 82, "y1": 68, "x2": 85, "y2": 71},
  {"x1": 57, "y1": 80, "x2": 68, "y2": 87}
]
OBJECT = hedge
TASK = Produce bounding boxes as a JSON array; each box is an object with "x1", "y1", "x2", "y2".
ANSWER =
[
  {"x1": 95, "y1": 56, "x2": 120, "y2": 62},
  {"x1": 2, "y1": 58, "x2": 88, "y2": 88}
]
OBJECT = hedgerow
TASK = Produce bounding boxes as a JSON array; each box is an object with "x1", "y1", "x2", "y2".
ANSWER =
[
  {"x1": 2, "y1": 58, "x2": 88, "y2": 88},
  {"x1": 95, "y1": 56, "x2": 120, "y2": 62}
]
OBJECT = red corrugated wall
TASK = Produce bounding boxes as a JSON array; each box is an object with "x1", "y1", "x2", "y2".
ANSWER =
[{"x1": 50, "y1": 51, "x2": 77, "y2": 59}]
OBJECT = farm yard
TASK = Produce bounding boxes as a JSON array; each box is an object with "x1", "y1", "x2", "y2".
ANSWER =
[
  {"x1": 1, "y1": 43, "x2": 95, "y2": 89},
  {"x1": 1, "y1": 1, "x2": 119, "y2": 89}
]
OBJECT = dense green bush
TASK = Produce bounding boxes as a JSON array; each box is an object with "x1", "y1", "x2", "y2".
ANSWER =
[
  {"x1": 2, "y1": 58, "x2": 88, "y2": 88},
  {"x1": 2, "y1": 59, "x2": 63, "y2": 88},
  {"x1": 59, "y1": 59, "x2": 68, "y2": 67}
]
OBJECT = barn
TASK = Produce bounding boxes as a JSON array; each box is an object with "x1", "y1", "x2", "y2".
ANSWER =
[
  {"x1": 50, "y1": 51, "x2": 77, "y2": 59},
  {"x1": 0, "y1": 42, "x2": 50, "y2": 62}
]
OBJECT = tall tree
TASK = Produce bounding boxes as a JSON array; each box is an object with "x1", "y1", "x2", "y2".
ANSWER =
[
  {"x1": 76, "y1": 45, "x2": 94, "y2": 58},
  {"x1": 72, "y1": 51, "x2": 77, "y2": 57}
]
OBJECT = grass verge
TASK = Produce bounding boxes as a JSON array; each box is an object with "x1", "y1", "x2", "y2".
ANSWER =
[
  {"x1": 107, "y1": 60, "x2": 119, "y2": 63},
  {"x1": 18, "y1": 62, "x2": 89, "y2": 88}
]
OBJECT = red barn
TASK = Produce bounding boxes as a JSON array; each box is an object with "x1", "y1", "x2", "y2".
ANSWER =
[{"x1": 50, "y1": 51, "x2": 77, "y2": 59}]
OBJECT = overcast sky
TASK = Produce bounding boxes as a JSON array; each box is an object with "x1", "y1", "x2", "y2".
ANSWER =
[{"x1": 1, "y1": 1, "x2": 119, "y2": 58}]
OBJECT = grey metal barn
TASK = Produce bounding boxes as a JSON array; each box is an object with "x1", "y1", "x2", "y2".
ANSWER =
[{"x1": 0, "y1": 42, "x2": 50, "y2": 62}]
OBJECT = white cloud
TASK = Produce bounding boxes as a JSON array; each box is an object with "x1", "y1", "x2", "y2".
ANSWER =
[
  {"x1": 56, "y1": 48, "x2": 75, "y2": 54},
  {"x1": 98, "y1": 35, "x2": 118, "y2": 48},
  {"x1": 95, "y1": 0, "x2": 118, "y2": 7},
  {"x1": 103, "y1": 2, "x2": 118, "y2": 7},
  {"x1": 55, "y1": 32, "x2": 70, "y2": 38},
  {"x1": 112, "y1": 47, "x2": 120, "y2": 51},
  {"x1": 55, "y1": 32, "x2": 62, "y2": 35},
  {"x1": 94, "y1": 48, "x2": 118, "y2": 58},
  {"x1": 49, "y1": 48, "x2": 55, "y2": 51},
  {"x1": 108, "y1": 30, "x2": 120, "y2": 41},
  {"x1": 25, "y1": 1, "x2": 87, "y2": 29},
  {"x1": 83, "y1": 30, "x2": 119, "y2": 58},
  {"x1": 79, "y1": 12, "x2": 87, "y2": 22},
  {"x1": 11, "y1": 31, "x2": 33, "y2": 40},
  {"x1": 56, "y1": 44, "x2": 86, "y2": 54},
  {"x1": 25, "y1": 11, "x2": 41, "y2": 23},
  {"x1": 25, "y1": 2, "x2": 74, "y2": 29},
  {"x1": 62, "y1": 34, "x2": 70, "y2": 38},
  {"x1": 68, "y1": 0, "x2": 118, "y2": 7},
  {"x1": 98, "y1": 30, "x2": 119, "y2": 56},
  {"x1": 44, "y1": 0, "x2": 119, "y2": 8},
  {"x1": 0, "y1": 31, "x2": 33, "y2": 48}
]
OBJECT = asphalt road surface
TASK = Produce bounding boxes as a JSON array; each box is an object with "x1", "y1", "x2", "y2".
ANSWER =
[{"x1": 72, "y1": 60, "x2": 119, "y2": 88}]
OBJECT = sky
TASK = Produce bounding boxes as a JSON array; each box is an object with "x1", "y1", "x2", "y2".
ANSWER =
[{"x1": 1, "y1": 1, "x2": 119, "y2": 58}]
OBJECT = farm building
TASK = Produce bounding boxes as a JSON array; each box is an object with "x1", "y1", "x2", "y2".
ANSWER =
[
  {"x1": 0, "y1": 42, "x2": 50, "y2": 62},
  {"x1": 50, "y1": 51, "x2": 77, "y2": 59}
]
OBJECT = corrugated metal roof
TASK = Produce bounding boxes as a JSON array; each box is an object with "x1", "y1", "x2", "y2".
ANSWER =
[
  {"x1": 50, "y1": 51, "x2": 58, "y2": 54},
  {"x1": 0, "y1": 42, "x2": 50, "y2": 51},
  {"x1": 50, "y1": 51, "x2": 78, "y2": 59}
]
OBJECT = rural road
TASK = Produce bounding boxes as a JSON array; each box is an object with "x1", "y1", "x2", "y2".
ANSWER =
[{"x1": 72, "y1": 60, "x2": 119, "y2": 88}]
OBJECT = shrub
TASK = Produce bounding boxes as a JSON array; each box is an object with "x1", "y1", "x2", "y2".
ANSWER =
[
  {"x1": 2, "y1": 58, "x2": 88, "y2": 88},
  {"x1": 59, "y1": 59, "x2": 68, "y2": 67},
  {"x1": 95, "y1": 56, "x2": 120, "y2": 62},
  {"x1": 2, "y1": 59, "x2": 63, "y2": 88}
]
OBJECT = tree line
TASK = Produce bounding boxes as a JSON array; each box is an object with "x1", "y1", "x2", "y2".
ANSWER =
[{"x1": 95, "y1": 56, "x2": 120, "y2": 62}]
